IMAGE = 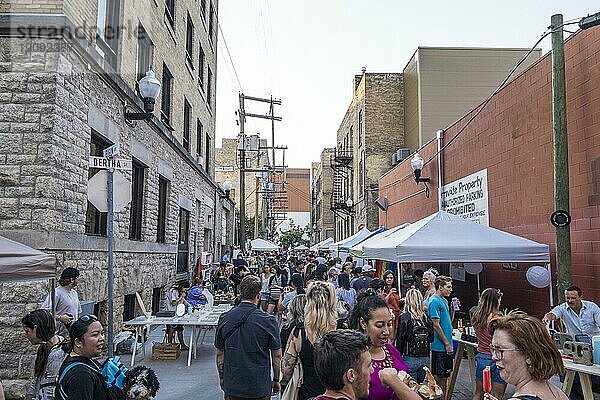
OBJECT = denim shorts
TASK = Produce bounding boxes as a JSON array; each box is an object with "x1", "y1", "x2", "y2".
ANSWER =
[{"x1": 475, "y1": 352, "x2": 505, "y2": 383}]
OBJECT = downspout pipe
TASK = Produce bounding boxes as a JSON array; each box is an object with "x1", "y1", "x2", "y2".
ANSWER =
[{"x1": 437, "y1": 129, "x2": 444, "y2": 211}]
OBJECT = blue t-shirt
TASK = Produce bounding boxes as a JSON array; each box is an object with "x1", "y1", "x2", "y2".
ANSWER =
[{"x1": 428, "y1": 294, "x2": 452, "y2": 352}]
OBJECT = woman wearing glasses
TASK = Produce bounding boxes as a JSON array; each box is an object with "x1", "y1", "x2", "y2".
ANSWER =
[
  {"x1": 56, "y1": 315, "x2": 107, "y2": 400},
  {"x1": 485, "y1": 313, "x2": 568, "y2": 400},
  {"x1": 471, "y1": 288, "x2": 506, "y2": 400}
]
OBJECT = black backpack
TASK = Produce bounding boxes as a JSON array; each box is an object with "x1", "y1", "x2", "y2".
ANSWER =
[{"x1": 408, "y1": 319, "x2": 431, "y2": 357}]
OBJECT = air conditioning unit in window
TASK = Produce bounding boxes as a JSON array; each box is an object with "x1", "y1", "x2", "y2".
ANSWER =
[
  {"x1": 391, "y1": 152, "x2": 399, "y2": 166},
  {"x1": 196, "y1": 154, "x2": 204, "y2": 166},
  {"x1": 397, "y1": 148, "x2": 411, "y2": 162}
]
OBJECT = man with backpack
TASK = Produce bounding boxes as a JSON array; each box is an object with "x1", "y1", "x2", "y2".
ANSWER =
[
  {"x1": 215, "y1": 275, "x2": 282, "y2": 400},
  {"x1": 56, "y1": 315, "x2": 124, "y2": 400}
]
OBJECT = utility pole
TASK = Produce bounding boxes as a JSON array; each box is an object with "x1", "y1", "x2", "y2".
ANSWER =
[
  {"x1": 238, "y1": 93, "x2": 246, "y2": 252},
  {"x1": 551, "y1": 13, "x2": 572, "y2": 302},
  {"x1": 254, "y1": 175, "x2": 260, "y2": 238}
]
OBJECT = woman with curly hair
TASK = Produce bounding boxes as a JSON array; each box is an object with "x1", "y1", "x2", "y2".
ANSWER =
[
  {"x1": 22, "y1": 309, "x2": 67, "y2": 400},
  {"x1": 281, "y1": 281, "x2": 337, "y2": 400}
]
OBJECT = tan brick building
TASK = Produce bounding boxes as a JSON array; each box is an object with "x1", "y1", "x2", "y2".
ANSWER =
[
  {"x1": 311, "y1": 148, "x2": 335, "y2": 243},
  {"x1": 331, "y1": 72, "x2": 404, "y2": 240},
  {"x1": 0, "y1": 0, "x2": 232, "y2": 395}
]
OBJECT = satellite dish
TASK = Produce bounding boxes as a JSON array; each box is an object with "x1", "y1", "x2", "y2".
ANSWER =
[
  {"x1": 526, "y1": 266, "x2": 551, "y2": 288},
  {"x1": 464, "y1": 263, "x2": 483, "y2": 275},
  {"x1": 175, "y1": 303, "x2": 186, "y2": 317}
]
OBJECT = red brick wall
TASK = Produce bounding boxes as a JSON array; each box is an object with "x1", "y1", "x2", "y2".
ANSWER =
[{"x1": 379, "y1": 28, "x2": 600, "y2": 316}]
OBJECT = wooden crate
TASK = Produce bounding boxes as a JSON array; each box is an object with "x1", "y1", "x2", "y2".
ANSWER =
[{"x1": 151, "y1": 342, "x2": 180, "y2": 360}]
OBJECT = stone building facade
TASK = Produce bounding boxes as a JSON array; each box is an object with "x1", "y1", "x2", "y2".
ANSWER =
[
  {"x1": 311, "y1": 148, "x2": 334, "y2": 243},
  {"x1": 331, "y1": 72, "x2": 404, "y2": 240},
  {"x1": 0, "y1": 0, "x2": 232, "y2": 396}
]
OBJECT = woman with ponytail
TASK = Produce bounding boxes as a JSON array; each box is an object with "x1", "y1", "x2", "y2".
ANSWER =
[{"x1": 22, "y1": 309, "x2": 67, "y2": 400}]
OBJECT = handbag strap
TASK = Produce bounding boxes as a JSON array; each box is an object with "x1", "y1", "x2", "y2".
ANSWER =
[{"x1": 222, "y1": 306, "x2": 256, "y2": 342}]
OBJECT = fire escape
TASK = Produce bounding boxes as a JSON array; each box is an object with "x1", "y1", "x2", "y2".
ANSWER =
[{"x1": 330, "y1": 147, "x2": 354, "y2": 218}]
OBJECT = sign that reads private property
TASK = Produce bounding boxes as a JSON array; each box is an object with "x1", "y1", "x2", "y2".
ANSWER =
[{"x1": 440, "y1": 169, "x2": 489, "y2": 226}]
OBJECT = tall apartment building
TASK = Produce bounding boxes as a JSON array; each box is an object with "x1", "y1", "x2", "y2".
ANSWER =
[
  {"x1": 0, "y1": 0, "x2": 232, "y2": 394},
  {"x1": 403, "y1": 47, "x2": 541, "y2": 150},
  {"x1": 332, "y1": 72, "x2": 404, "y2": 240},
  {"x1": 311, "y1": 148, "x2": 335, "y2": 243}
]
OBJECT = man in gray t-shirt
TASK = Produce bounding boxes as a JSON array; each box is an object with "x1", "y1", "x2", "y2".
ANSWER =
[{"x1": 41, "y1": 267, "x2": 82, "y2": 337}]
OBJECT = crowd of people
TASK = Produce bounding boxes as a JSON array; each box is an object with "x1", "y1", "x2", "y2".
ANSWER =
[{"x1": 10, "y1": 251, "x2": 600, "y2": 400}]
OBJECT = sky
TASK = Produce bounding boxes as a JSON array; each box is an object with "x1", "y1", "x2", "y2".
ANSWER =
[{"x1": 215, "y1": 1, "x2": 600, "y2": 169}]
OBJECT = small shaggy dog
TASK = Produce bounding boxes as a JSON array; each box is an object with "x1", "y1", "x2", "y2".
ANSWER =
[{"x1": 122, "y1": 365, "x2": 160, "y2": 399}]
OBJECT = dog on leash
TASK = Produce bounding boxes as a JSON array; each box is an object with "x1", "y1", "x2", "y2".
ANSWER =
[{"x1": 122, "y1": 365, "x2": 160, "y2": 399}]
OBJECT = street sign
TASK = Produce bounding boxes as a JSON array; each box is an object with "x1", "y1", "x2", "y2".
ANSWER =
[
  {"x1": 103, "y1": 143, "x2": 120, "y2": 158},
  {"x1": 88, "y1": 156, "x2": 132, "y2": 171},
  {"x1": 87, "y1": 170, "x2": 132, "y2": 212}
]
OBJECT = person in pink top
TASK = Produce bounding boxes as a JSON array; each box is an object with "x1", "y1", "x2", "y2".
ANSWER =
[
  {"x1": 471, "y1": 288, "x2": 506, "y2": 400},
  {"x1": 350, "y1": 289, "x2": 417, "y2": 400}
]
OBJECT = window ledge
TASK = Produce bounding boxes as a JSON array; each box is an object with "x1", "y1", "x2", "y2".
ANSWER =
[
  {"x1": 164, "y1": 16, "x2": 177, "y2": 44},
  {"x1": 185, "y1": 60, "x2": 194, "y2": 78}
]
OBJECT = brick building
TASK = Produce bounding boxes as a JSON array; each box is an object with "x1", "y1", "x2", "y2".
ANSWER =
[
  {"x1": 311, "y1": 148, "x2": 335, "y2": 243},
  {"x1": 378, "y1": 28, "x2": 600, "y2": 317},
  {"x1": 0, "y1": 0, "x2": 233, "y2": 396},
  {"x1": 275, "y1": 167, "x2": 310, "y2": 234},
  {"x1": 331, "y1": 72, "x2": 404, "y2": 240}
]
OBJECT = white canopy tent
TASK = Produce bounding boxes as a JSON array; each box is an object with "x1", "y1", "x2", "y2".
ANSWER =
[
  {"x1": 362, "y1": 211, "x2": 552, "y2": 301},
  {"x1": 310, "y1": 237, "x2": 334, "y2": 252},
  {"x1": 362, "y1": 211, "x2": 550, "y2": 263},
  {"x1": 349, "y1": 224, "x2": 410, "y2": 259},
  {"x1": 329, "y1": 227, "x2": 372, "y2": 252},
  {"x1": 250, "y1": 238, "x2": 279, "y2": 252},
  {"x1": 0, "y1": 235, "x2": 57, "y2": 282},
  {"x1": 293, "y1": 244, "x2": 309, "y2": 251}
]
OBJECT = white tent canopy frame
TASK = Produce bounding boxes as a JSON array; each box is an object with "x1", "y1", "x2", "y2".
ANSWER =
[
  {"x1": 310, "y1": 237, "x2": 334, "y2": 252},
  {"x1": 361, "y1": 211, "x2": 552, "y2": 304},
  {"x1": 250, "y1": 238, "x2": 279, "y2": 252},
  {"x1": 329, "y1": 227, "x2": 372, "y2": 253},
  {"x1": 349, "y1": 224, "x2": 410, "y2": 259}
]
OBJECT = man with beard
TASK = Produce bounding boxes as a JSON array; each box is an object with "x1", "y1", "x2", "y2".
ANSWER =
[
  {"x1": 312, "y1": 330, "x2": 418, "y2": 400},
  {"x1": 41, "y1": 267, "x2": 82, "y2": 338}
]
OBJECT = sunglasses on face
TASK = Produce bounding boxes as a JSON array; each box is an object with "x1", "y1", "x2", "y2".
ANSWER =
[{"x1": 79, "y1": 314, "x2": 98, "y2": 322}]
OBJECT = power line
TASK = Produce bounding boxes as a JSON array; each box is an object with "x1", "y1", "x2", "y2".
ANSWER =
[{"x1": 216, "y1": 16, "x2": 243, "y2": 93}]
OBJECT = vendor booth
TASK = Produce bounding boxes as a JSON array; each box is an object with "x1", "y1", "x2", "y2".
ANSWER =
[
  {"x1": 250, "y1": 238, "x2": 279, "y2": 252},
  {"x1": 0, "y1": 235, "x2": 57, "y2": 282},
  {"x1": 309, "y1": 237, "x2": 334, "y2": 252}
]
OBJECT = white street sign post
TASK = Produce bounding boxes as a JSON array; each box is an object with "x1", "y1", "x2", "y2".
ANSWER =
[{"x1": 87, "y1": 153, "x2": 132, "y2": 357}]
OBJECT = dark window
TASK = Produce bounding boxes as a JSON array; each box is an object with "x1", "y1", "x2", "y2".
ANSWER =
[
  {"x1": 85, "y1": 132, "x2": 110, "y2": 236},
  {"x1": 177, "y1": 208, "x2": 190, "y2": 274},
  {"x1": 205, "y1": 134, "x2": 211, "y2": 172},
  {"x1": 152, "y1": 287, "x2": 162, "y2": 315},
  {"x1": 358, "y1": 109, "x2": 363, "y2": 147},
  {"x1": 96, "y1": 0, "x2": 120, "y2": 68},
  {"x1": 186, "y1": 15, "x2": 194, "y2": 67},
  {"x1": 157, "y1": 176, "x2": 169, "y2": 243},
  {"x1": 165, "y1": 0, "x2": 175, "y2": 29},
  {"x1": 161, "y1": 64, "x2": 173, "y2": 125},
  {"x1": 207, "y1": 66, "x2": 212, "y2": 106},
  {"x1": 196, "y1": 119, "x2": 203, "y2": 158},
  {"x1": 200, "y1": 0, "x2": 206, "y2": 21},
  {"x1": 208, "y1": 3, "x2": 214, "y2": 43},
  {"x1": 137, "y1": 25, "x2": 153, "y2": 82},
  {"x1": 129, "y1": 160, "x2": 145, "y2": 240},
  {"x1": 183, "y1": 99, "x2": 191, "y2": 151},
  {"x1": 198, "y1": 45, "x2": 205, "y2": 88},
  {"x1": 123, "y1": 293, "x2": 136, "y2": 322}
]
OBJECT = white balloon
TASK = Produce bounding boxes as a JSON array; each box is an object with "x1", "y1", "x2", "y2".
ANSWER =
[
  {"x1": 526, "y1": 266, "x2": 551, "y2": 288},
  {"x1": 464, "y1": 262, "x2": 483, "y2": 275}
]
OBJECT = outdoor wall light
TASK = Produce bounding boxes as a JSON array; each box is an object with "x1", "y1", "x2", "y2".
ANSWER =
[
  {"x1": 346, "y1": 198, "x2": 354, "y2": 208},
  {"x1": 411, "y1": 153, "x2": 431, "y2": 184},
  {"x1": 220, "y1": 177, "x2": 233, "y2": 199},
  {"x1": 125, "y1": 69, "x2": 161, "y2": 125}
]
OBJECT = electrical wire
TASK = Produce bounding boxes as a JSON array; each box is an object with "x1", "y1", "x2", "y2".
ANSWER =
[
  {"x1": 216, "y1": 16, "x2": 243, "y2": 93},
  {"x1": 380, "y1": 27, "x2": 553, "y2": 190}
]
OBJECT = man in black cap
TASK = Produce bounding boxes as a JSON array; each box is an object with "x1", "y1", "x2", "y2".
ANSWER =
[{"x1": 41, "y1": 267, "x2": 82, "y2": 337}]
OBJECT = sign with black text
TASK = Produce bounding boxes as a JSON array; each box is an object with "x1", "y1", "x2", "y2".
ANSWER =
[{"x1": 440, "y1": 169, "x2": 489, "y2": 226}]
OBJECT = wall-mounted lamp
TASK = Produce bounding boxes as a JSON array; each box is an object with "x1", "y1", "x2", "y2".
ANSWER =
[
  {"x1": 410, "y1": 153, "x2": 431, "y2": 184},
  {"x1": 220, "y1": 177, "x2": 233, "y2": 199},
  {"x1": 124, "y1": 69, "x2": 161, "y2": 125}
]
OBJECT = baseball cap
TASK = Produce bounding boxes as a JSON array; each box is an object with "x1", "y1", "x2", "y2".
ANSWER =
[
  {"x1": 60, "y1": 267, "x2": 80, "y2": 280},
  {"x1": 361, "y1": 264, "x2": 375, "y2": 272}
]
